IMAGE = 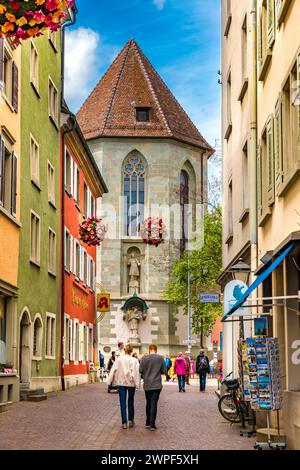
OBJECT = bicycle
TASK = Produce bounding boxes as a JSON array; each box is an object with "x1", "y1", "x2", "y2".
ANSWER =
[{"x1": 218, "y1": 372, "x2": 253, "y2": 429}]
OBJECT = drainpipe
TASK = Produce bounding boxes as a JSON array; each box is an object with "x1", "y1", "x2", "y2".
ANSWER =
[
  {"x1": 60, "y1": 6, "x2": 78, "y2": 392},
  {"x1": 249, "y1": 0, "x2": 258, "y2": 264}
]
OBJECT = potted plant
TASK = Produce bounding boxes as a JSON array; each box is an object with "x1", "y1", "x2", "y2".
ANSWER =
[
  {"x1": 140, "y1": 217, "x2": 167, "y2": 247},
  {"x1": 79, "y1": 216, "x2": 107, "y2": 247}
]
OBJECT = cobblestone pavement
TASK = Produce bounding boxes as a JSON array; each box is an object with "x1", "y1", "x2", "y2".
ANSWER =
[{"x1": 0, "y1": 379, "x2": 255, "y2": 450}]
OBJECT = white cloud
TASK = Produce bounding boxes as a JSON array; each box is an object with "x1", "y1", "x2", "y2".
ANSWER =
[
  {"x1": 153, "y1": 0, "x2": 166, "y2": 10},
  {"x1": 64, "y1": 27, "x2": 100, "y2": 111}
]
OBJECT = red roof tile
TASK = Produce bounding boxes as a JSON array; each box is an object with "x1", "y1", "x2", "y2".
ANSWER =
[{"x1": 77, "y1": 40, "x2": 213, "y2": 153}]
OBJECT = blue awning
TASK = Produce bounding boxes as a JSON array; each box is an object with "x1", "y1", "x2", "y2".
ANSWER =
[{"x1": 222, "y1": 243, "x2": 294, "y2": 322}]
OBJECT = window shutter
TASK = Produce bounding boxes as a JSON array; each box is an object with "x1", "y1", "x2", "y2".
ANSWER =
[
  {"x1": 87, "y1": 256, "x2": 91, "y2": 287},
  {"x1": 64, "y1": 228, "x2": 67, "y2": 267},
  {"x1": 80, "y1": 246, "x2": 84, "y2": 280},
  {"x1": 0, "y1": 38, "x2": 4, "y2": 86},
  {"x1": 73, "y1": 240, "x2": 77, "y2": 276},
  {"x1": 257, "y1": 7, "x2": 263, "y2": 68},
  {"x1": 11, "y1": 152, "x2": 17, "y2": 217},
  {"x1": 92, "y1": 260, "x2": 96, "y2": 291},
  {"x1": 74, "y1": 162, "x2": 78, "y2": 202},
  {"x1": 257, "y1": 142, "x2": 263, "y2": 220},
  {"x1": 64, "y1": 146, "x2": 67, "y2": 187},
  {"x1": 12, "y1": 61, "x2": 19, "y2": 113},
  {"x1": 274, "y1": 95, "x2": 284, "y2": 194},
  {"x1": 69, "y1": 235, "x2": 73, "y2": 273},
  {"x1": 87, "y1": 188, "x2": 91, "y2": 218},
  {"x1": 73, "y1": 320, "x2": 76, "y2": 362},
  {"x1": 0, "y1": 137, "x2": 4, "y2": 206},
  {"x1": 267, "y1": 0, "x2": 275, "y2": 48},
  {"x1": 267, "y1": 116, "x2": 275, "y2": 206},
  {"x1": 69, "y1": 319, "x2": 73, "y2": 361},
  {"x1": 70, "y1": 157, "x2": 74, "y2": 196}
]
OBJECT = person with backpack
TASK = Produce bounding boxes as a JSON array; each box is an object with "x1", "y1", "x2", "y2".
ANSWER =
[
  {"x1": 174, "y1": 352, "x2": 188, "y2": 392},
  {"x1": 164, "y1": 355, "x2": 172, "y2": 381},
  {"x1": 196, "y1": 349, "x2": 210, "y2": 392}
]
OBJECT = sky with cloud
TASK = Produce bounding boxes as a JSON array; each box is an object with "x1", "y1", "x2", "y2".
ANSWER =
[{"x1": 65, "y1": 0, "x2": 221, "y2": 148}]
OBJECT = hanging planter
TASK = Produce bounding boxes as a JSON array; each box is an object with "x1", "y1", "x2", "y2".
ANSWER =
[
  {"x1": 79, "y1": 217, "x2": 107, "y2": 247},
  {"x1": 0, "y1": 0, "x2": 74, "y2": 45},
  {"x1": 140, "y1": 217, "x2": 167, "y2": 248}
]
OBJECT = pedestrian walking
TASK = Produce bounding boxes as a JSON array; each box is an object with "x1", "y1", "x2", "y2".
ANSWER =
[
  {"x1": 174, "y1": 352, "x2": 188, "y2": 392},
  {"x1": 115, "y1": 341, "x2": 125, "y2": 357},
  {"x1": 107, "y1": 344, "x2": 140, "y2": 429},
  {"x1": 99, "y1": 350, "x2": 105, "y2": 368},
  {"x1": 164, "y1": 354, "x2": 172, "y2": 381},
  {"x1": 196, "y1": 349, "x2": 210, "y2": 392},
  {"x1": 107, "y1": 351, "x2": 117, "y2": 393},
  {"x1": 139, "y1": 344, "x2": 166, "y2": 431},
  {"x1": 185, "y1": 351, "x2": 191, "y2": 385}
]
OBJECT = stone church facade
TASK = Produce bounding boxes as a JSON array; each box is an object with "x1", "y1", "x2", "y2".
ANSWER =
[{"x1": 77, "y1": 40, "x2": 213, "y2": 356}]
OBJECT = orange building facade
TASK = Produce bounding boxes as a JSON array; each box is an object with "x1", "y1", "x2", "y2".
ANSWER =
[{"x1": 61, "y1": 112, "x2": 107, "y2": 388}]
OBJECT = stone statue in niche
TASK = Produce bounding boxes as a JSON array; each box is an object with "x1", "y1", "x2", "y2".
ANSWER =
[
  {"x1": 123, "y1": 306, "x2": 147, "y2": 344},
  {"x1": 128, "y1": 252, "x2": 141, "y2": 294}
]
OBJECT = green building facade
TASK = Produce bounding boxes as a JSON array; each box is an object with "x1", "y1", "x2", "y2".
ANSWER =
[{"x1": 18, "y1": 33, "x2": 62, "y2": 393}]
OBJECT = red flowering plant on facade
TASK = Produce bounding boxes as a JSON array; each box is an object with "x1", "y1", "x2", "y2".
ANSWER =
[
  {"x1": 79, "y1": 216, "x2": 108, "y2": 247},
  {"x1": 0, "y1": 0, "x2": 74, "y2": 45},
  {"x1": 140, "y1": 217, "x2": 167, "y2": 247}
]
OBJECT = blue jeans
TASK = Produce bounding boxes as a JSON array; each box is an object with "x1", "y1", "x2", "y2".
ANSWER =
[
  {"x1": 118, "y1": 386, "x2": 135, "y2": 424},
  {"x1": 178, "y1": 375, "x2": 186, "y2": 391},
  {"x1": 199, "y1": 372, "x2": 207, "y2": 391}
]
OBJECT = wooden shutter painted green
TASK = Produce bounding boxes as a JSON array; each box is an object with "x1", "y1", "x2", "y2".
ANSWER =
[
  {"x1": 274, "y1": 95, "x2": 284, "y2": 194},
  {"x1": 11, "y1": 152, "x2": 17, "y2": 217},
  {"x1": 267, "y1": 116, "x2": 275, "y2": 206},
  {"x1": 267, "y1": 0, "x2": 275, "y2": 48},
  {"x1": 257, "y1": 7, "x2": 263, "y2": 69},
  {"x1": 257, "y1": 142, "x2": 263, "y2": 219}
]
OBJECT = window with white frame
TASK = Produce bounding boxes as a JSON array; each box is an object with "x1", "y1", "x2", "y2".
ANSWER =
[
  {"x1": 83, "y1": 324, "x2": 87, "y2": 363},
  {"x1": 83, "y1": 182, "x2": 88, "y2": 217},
  {"x1": 48, "y1": 228, "x2": 56, "y2": 276},
  {"x1": 30, "y1": 211, "x2": 40, "y2": 265},
  {"x1": 83, "y1": 250, "x2": 88, "y2": 285},
  {"x1": 89, "y1": 325, "x2": 93, "y2": 361},
  {"x1": 30, "y1": 135, "x2": 40, "y2": 186},
  {"x1": 33, "y1": 315, "x2": 43, "y2": 359},
  {"x1": 69, "y1": 318, "x2": 74, "y2": 362},
  {"x1": 64, "y1": 315, "x2": 70, "y2": 363},
  {"x1": 64, "y1": 228, "x2": 71, "y2": 272},
  {"x1": 45, "y1": 313, "x2": 56, "y2": 359},
  {"x1": 47, "y1": 161, "x2": 55, "y2": 206},
  {"x1": 48, "y1": 30, "x2": 57, "y2": 51},
  {"x1": 65, "y1": 148, "x2": 71, "y2": 193},
  {"x1": 89, "y1": 258, "x2": 95, "y2": 291},
  {"x1": 0, "y1": 135, "x2": 17, "y2": 217},
  {"x1": 74, "y1": 161, "x2": 79, "y2": 204},
  {"x1": 75, "y1": 321, "x2": 79, "y2": 362},
  {"x1": 49, "y1": 77, "x2": 58, "y2": 125},
  {"x1": 74, "y1": 240, "x2": 80, "y2": 278},
  {"x1": 30, "y1": 41, "x2": 39, "y2": 92}
]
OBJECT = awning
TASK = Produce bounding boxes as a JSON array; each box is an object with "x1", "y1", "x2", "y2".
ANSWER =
[{"x1": 222, "y1": 242, "x2": 295, "y2": 322}]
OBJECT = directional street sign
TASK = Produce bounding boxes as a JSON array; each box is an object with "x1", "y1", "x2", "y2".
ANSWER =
[
  {"x1": 183, "y1": 339, "x2": 197, "y2": 345},
  {"x1": 199, "y1": 293, "x2": 220, "y2": 304}
]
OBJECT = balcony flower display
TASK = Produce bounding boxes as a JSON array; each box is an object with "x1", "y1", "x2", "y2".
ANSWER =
[
  {"x1": 140, "y1": 217, "x2": 167, "y2": 247},
  {"x1": 79, "y1": 216, "x2": 107, "y2": 247},
  {"x1": 0, "y1": 0, "x2": 74, "y2": 44}
]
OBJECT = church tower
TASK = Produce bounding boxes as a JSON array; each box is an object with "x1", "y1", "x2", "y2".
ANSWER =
[{"x1": 77, "y1": 39, "x2": 213, "y2": 355}]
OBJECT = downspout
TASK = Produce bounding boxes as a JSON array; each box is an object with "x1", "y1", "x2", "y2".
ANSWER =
[
  {"x1": 249, "y1": 1, "x2": 258, "y2": 262},
  {"x1": 60, "y1": 6, "x2": 78, "y2": 392}
]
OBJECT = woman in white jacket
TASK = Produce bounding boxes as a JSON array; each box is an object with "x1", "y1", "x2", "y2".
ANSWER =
[{"x1": 107, "y1": 344, "x2": 141, "y2": 429}]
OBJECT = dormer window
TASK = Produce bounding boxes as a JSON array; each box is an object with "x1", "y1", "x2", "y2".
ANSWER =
[{"x1": 136, "y1": 107, "x2": 150, "y2": 122}]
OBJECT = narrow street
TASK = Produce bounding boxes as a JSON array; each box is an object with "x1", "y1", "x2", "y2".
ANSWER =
[{"x1": 0, "y1": 380, "x2": 255, "y2": 450}]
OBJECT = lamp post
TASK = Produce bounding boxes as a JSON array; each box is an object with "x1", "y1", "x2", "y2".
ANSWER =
[{"x1": 229, "y1": 258, "x2": 251, "y2": 339}]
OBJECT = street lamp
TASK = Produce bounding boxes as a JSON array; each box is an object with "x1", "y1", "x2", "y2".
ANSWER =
[{"x1": 229, "y1": 258, "x2": 251, "y2": 338}]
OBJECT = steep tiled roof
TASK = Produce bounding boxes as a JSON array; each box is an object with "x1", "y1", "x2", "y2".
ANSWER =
[{"x1": 77, "y1": 40, "x2": 213, "y2": 153}]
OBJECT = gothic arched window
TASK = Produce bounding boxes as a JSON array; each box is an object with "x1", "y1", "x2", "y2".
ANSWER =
[
  {"x1": 180, "y1": 170, "x2": 189, "y2": 254},
  {"x1": 124, "y1": 152, "x2": 145, "y2": 236}
]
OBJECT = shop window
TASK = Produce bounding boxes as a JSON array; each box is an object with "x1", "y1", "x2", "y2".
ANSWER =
[
  {"x1": 64, "y1": 315, "x2": 70, "y2": 363},
  {"x1": 45, "y1": 313, "x2": 56, "y2": 359},
  {"x1": 0, "y1": 297, "x2": 7, "y2": 364}
]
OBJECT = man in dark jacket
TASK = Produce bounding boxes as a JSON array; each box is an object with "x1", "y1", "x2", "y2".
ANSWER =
[
  {"x1": 140, "y1": 344, "x2": 166, "y2": 431},
  {"x1": 196, "y1": 349, "x2": 210, "y2": 392}
]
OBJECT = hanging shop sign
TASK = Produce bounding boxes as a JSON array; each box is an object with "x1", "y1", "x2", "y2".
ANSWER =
[
  {"x1": 0, "y1": 0, "x2": 74, "y2": 45},
  {"x1": 199, "y1": 293, "x2": 220, "y2": 304},
  {"x1": 97, "y1": 293, "x2": 110, "y2": 313}
]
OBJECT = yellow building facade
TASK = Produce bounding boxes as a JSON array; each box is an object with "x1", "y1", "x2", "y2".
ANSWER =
[
  {"x1": 221, "y1": 0, "x2": 300, "y2": 449},
  {"x1": 0, "y1": 37, "x2": 21, "y2": 406}
]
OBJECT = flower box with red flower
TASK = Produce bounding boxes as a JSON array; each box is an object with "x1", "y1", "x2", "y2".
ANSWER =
[
  {"x1": 79, "y1": 216, "x2": 107, "y2": 247},
  {"x1": 140, "y1": 217, "x2": 167, "y2": 247},
  {"x1": 0, "y1": 0, "x2": 74, "y2": 44}
]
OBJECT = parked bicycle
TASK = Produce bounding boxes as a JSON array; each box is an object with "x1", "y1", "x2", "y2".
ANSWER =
[{"x1": 218, "y1": 372, "x2": 253, "y2": 429}]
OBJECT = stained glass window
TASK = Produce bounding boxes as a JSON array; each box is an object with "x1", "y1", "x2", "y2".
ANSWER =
[{"x1": 124, "y1": 152, "x2": 145, "y2": 236}]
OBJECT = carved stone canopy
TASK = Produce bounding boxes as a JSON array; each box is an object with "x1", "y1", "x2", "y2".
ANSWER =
[{"x1": 121, "y1": 293, "x2": 148, "y2": 316}]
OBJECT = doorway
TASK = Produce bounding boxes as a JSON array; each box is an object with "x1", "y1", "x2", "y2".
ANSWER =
[{"x1": 19, "y1": 310, "x2": 31, "y2": 384}]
